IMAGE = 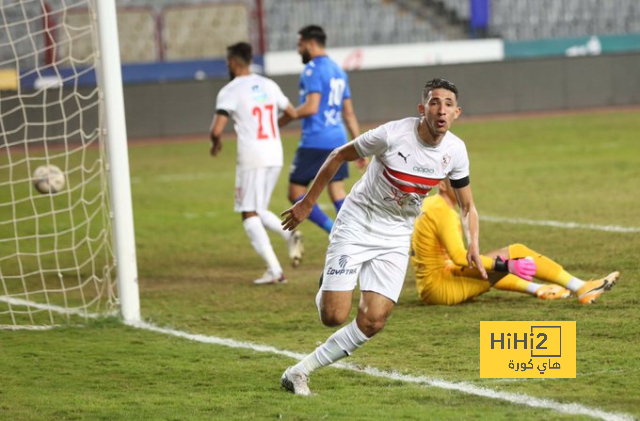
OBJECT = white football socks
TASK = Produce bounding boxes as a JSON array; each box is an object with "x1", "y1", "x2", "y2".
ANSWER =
[
  {"x1": 566, "y1": 277, "x2": 586, "y2": 292},
  {"x1": 257, "y1": 210, "x2": 291, "y2": 241},
  {"x1": 315, "y1": 289, "x2": 323, "y2": 320},
  {"x1": 242, "y1": 216, "x2": 282, "y2": 276},
  {"x1": 526, "y1": 282, "x2": 543, "y2": 295},
  {"x1": 294, "y1": 319, "x2": 369, "y2": 376}
]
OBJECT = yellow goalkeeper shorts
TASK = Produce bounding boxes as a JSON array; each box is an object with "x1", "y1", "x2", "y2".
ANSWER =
[{"x1": 416, "y1": 265, "x2": 491, "y2": 306}]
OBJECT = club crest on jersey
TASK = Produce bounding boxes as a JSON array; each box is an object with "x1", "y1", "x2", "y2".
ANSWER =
[
  {"x1": 442, "y1": 153, "x2": 452, "y2": 169},
  {"x1": 251, "y1": 85, "x2": 268, "y2": 103}
]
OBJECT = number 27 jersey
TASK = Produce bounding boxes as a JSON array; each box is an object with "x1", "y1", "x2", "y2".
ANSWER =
[{"x1": 215, "y1": 74, "x2": 290, "y2": 168}]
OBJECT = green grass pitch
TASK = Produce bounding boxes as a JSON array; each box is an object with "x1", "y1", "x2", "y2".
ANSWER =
[{"x1": 1, "y1": 110, "x2": 639, "y2": 420}]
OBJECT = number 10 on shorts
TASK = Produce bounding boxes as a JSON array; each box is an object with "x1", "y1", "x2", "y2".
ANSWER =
[{"x1": 480, "y1": 321, "x2": 576, "y2": 378}]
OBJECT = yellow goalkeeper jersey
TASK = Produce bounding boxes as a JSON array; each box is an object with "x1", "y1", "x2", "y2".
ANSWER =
[{"x1": 411, "y1": 194, "x2": 493, "y2": 276}]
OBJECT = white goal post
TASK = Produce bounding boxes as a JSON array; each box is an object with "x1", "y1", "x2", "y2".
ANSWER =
[{"x1": 0, "y1": 0, "x2": 140, "y2": 327}]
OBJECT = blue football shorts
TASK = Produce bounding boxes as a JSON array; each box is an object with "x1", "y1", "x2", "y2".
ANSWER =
[{"x1": 289, "y1": 147, "x2": 349, "y2": 186}]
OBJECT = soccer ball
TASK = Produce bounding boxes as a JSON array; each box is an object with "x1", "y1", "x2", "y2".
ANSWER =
[{"x1": 33, "y1": 164, "x2": 65, "y2": 194}]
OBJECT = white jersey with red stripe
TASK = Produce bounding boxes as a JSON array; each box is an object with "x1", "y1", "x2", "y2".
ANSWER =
[
  {"x1": 340, "y1": 117, "x2": 470, "y2": 244},
  {"x1": 215, "y1": 73, "x2": 290, "y2": 168}
]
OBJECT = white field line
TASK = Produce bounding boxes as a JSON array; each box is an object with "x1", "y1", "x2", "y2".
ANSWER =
[
  {"x1": 0, "y1": 296, "x2": 100, "y2": 319},
  {"x1": 129, "y1": 171, "x2": 640, "y2": 234},
  {"x1": 481, "y1": 215, "x2": 640, "y2": 234},
  {"x1": 316, "y1": 207, "x2": 640, "y2": 234},
  {"x1": 125, "y1": 321, "x2": 638, "y2": 421},
  {"x1": 0, "y1": 324, "x2": 60, "y2": 331},
  {"x1": 1, "y1": 297, "x2": 634, "y2": 421}
]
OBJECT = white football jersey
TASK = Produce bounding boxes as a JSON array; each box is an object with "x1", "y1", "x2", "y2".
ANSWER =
[
  {"x1": 338, "y1": 117, "x2": 470, "y2": 244},
  {"x1": 216, "y1": 74, "x2": 290, "y2": 168}
]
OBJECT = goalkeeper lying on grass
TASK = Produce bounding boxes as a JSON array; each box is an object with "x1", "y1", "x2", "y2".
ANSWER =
[{"x1": 411, "y1": 179, "x2": 619, "y2": 305}]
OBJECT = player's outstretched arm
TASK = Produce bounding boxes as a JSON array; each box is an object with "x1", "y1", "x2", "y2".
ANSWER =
[
  {"x1": 452, "y1": 184, "x2": 487, "y2": 279},
  {"x1": 342, "y1": 99, "x2": 367, "y2": 170},
  {"x1": 281, "y1": 142, "x2": 361, "y2": 231},
  {"x1": 209, "y1": 113, "x2": 228, "y2": 157},
  {"x1": 342, "y1": 98, "x2": 360, "y2": 140}
]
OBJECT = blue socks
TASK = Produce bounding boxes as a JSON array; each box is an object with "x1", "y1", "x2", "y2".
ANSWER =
[
  {"x1": 296, "y1": 195, "x2": 334, "y2": 233},
  {"x1": 333, "y1": 198, "x2": 345, "y2": 213}
]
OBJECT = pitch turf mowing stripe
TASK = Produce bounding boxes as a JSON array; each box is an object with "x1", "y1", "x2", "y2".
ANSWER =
[{"x1": 1, "y1": 300, "x2": 636, "y2": 421}]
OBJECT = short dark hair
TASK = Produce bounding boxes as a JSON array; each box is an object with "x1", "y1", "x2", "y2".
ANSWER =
[
  {"x1": 298, "y1": 25, "x2": 326, "y2": 46},
  {"x1": 423, "y1": 78, "x2": 459, "y2": 101},
  {"x1": 226, "y1": 42, "x2": 252, "y2": 65}
]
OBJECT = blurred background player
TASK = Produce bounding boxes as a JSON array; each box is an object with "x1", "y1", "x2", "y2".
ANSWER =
[
  {"x1": 279, "y1": 25, "x2": 366, "y2": 235},
  {"x1": 279, "y1": 78, "x2": 486, "y2": 395},
  {"x1": 209, "y1": 42, "x2": 304, "y2": 285},
  {"x1": 411, "y1": 179, "x2": 620, "y2": 305}
]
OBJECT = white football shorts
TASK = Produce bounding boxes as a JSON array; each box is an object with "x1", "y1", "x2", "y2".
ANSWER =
[
  {"x1": 321, "y1": 226, "x2": 410, "y2": 303},
  {"x1": 234, "y1": 166, "x2": 282, "y2": 212}
]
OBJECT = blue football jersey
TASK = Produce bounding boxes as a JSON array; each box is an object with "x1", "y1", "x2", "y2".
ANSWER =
[{"x1": 298, "y1": 56, "x2": 351, "y2": 150}]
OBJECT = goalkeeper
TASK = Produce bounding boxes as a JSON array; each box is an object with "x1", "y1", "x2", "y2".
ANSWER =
[{"x1": 411, "y1": 179, "x2": 619, "y2": 305}]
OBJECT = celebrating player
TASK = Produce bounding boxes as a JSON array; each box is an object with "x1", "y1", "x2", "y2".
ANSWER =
[
  {"x1": 279, "y1": 25, "x2": 365, "y2": 235},
  {"x1": 411, "y1": 179, "x2": 620, "y2": 305},
  {"x1": 279, "y1": 78, "x2": 484, "y2": 395},
  {"x1": 209, "y1": 42, "x2": 304, "y2": 285}
]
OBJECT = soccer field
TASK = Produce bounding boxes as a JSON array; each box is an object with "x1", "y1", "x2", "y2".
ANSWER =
[{"x1": 2, "y1": 110, "x2": 639, "y2": 420}]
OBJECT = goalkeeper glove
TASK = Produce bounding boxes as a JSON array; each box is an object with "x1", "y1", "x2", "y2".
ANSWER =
[{"x1": 494, "y1": 256, "x2": 537, "y2": 281}]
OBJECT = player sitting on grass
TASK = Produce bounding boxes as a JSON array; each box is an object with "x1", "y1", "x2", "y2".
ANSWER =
[
  {"x1": 209, "y1": 42, "x2": 304, "y2": 285},
  {"x1": 411, "y1": 179, "x2": 620, "y2": 305}
]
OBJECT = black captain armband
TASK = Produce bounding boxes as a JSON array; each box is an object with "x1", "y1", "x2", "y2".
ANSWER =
[
  {"x1": 494, "y1": 256, "x2": 509, "y2": 272},
  {"x1": 215, "y1": 109, "x2": 230, "y2": 117},
  {"x1": 450, "y1": 176, "x2": 470, "y2": 189}
]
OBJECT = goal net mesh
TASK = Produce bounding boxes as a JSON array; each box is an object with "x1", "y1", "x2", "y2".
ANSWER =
[{"x1": 0, "y1": 0, "x2": 117, "y2": 328}]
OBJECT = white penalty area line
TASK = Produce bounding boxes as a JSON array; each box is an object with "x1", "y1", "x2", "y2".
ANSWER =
[
  {"x1": 481, "y1": 215, "x2": 640, "y2": 234},
  {"x1": 317, "y1": 206, "x2": 640, "y2": 234},
  {"x1": 128, "y1": 171, "x2": 639, "y2": 235},
  {"x1": 1, "y1": 300, "x2": 635, "y2": 421}
]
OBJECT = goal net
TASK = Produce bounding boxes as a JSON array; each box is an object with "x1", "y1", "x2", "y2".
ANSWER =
[{"x1": 0, "y1": 0, "x2": 138, "y2": 328}]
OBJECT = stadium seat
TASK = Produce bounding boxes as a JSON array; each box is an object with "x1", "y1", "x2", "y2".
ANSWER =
[{"x1": 483, "y1": 0, "x2": 640, "y2": 40}]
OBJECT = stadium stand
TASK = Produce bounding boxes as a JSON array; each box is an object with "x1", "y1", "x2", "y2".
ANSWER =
[
  {"x1": 263, "y1": 0, "x2": 450, "y2": 51},
  {"x1": 440, "y1": 0, "x2": 640, "y2": 40},
  {"x1": 0, "y1": 2, "x2": 44, "y2": 70},
  {"x1": 3, "y1": 0, "x2": 640, "y2": 68},
  {"x1": 163, "y1": 4, "x2": 249, "y2": 60}
]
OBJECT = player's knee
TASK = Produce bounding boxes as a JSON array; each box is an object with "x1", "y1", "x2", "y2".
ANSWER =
[
  {"x1": 509, "y1": 243, "x2": 532, "y2": 259},
  {"x1": 320, "y1": 312, "x2": 348, "y2": 327},
  {"x1": 357, "y1": 315, "x2": 387, "y2": 337},
  {"x1": 241, "y1": 211, "x2": 258, "y2": 220}
]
